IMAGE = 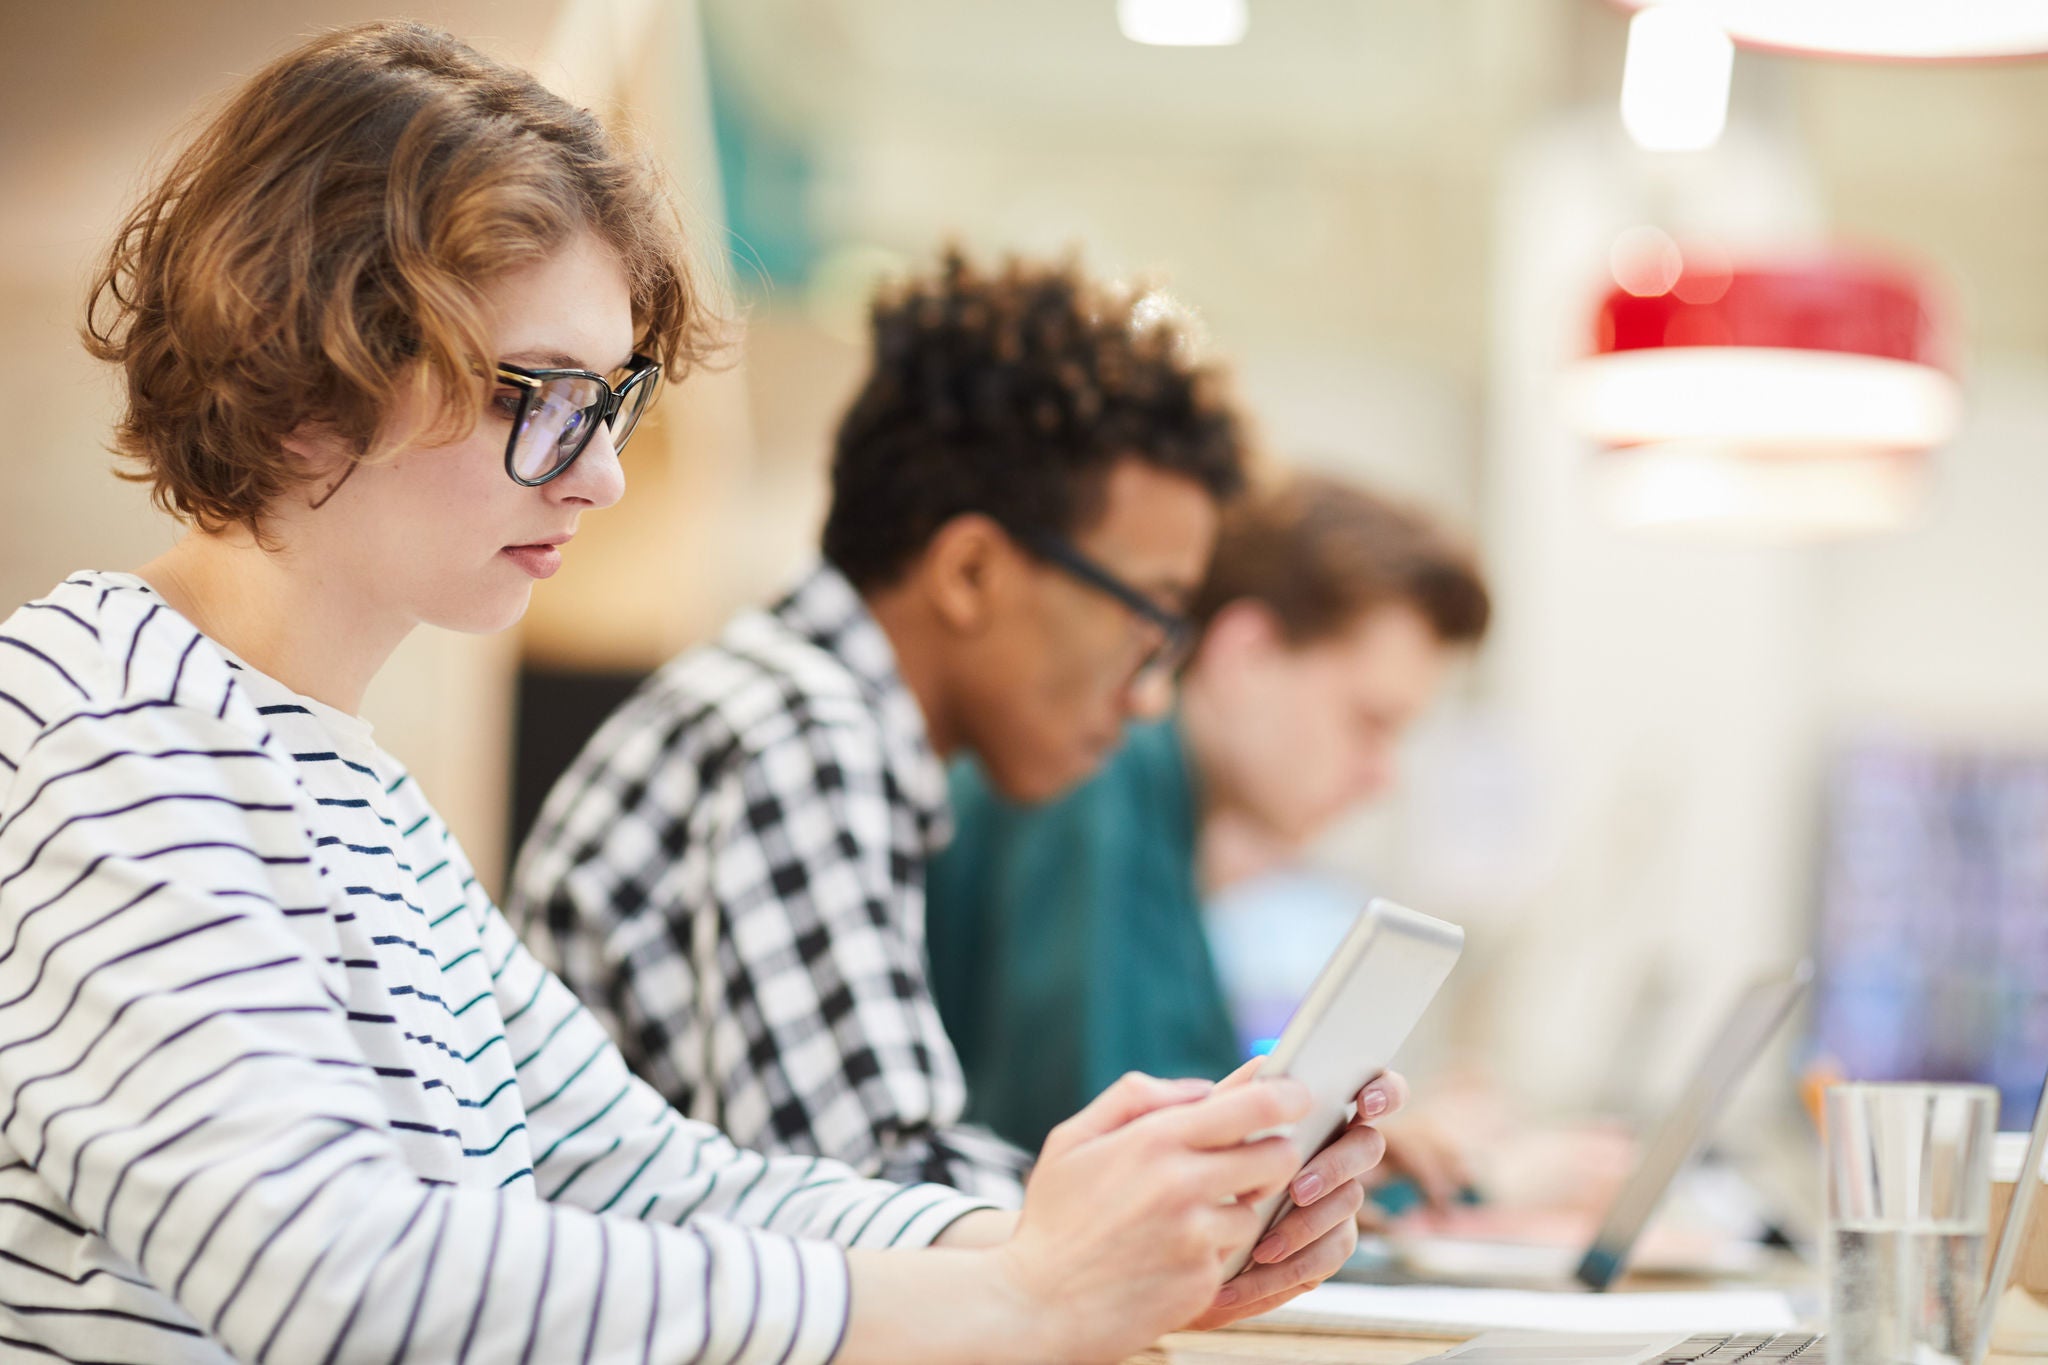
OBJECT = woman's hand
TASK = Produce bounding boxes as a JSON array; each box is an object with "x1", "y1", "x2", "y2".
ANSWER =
[
  {"x1": 1185, "y1": 1068, "x2": 1411, "y2": 1327},
  {"x1": 989, "y1": 1071, "x2": 1316, "y2": 1362},
  {"x1": 849, "y1": 1068, "x2": 1411, "y2": 1363}
]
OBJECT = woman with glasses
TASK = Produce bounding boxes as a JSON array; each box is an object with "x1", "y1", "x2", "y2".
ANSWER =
[{"x1": 0, "y1": 24, "x2": 1395, "y2": 1365}]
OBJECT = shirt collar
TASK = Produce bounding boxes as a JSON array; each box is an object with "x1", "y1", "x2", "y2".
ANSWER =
[{"x1": 771, "y1": 562, "x2": 954, "y2": 849}]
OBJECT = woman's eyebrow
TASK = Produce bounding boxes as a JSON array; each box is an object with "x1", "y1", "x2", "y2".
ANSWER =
[{"x1": 503, "y1": 348, "x2": 636, "y2": 373}]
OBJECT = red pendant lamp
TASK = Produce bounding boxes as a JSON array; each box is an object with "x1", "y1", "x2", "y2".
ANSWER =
[{"x1": 1563, "y1": 237, "x2": 1961, "y2": 537}]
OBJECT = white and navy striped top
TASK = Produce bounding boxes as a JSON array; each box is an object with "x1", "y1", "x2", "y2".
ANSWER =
[{"x1": 0, "y1": 571, "x2": 991, "y2": 1365}]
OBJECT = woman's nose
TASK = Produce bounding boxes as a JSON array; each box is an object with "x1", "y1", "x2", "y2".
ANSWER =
[{"x1": 548, "y1": 418, "x2": 628, "y2": 509}]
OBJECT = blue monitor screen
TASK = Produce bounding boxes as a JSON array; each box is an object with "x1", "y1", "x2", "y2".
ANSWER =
[{"x1": 1815, "y1": 744, "x2": 2048, "y2": 1129}]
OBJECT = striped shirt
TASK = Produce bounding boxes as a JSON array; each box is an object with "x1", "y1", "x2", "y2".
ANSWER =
[{"x1": 0, "y1": 571, "x2": 990, "y2": 1365}]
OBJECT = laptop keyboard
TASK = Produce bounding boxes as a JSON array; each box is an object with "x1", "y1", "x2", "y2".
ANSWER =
[{"x1": 1656, "y1": 1332, "x2": 1824, "y2": 1363}]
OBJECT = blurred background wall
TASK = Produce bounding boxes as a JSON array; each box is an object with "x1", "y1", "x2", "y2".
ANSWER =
[{"x1": 4, "y1": 0, "x2": 2045, "y2": 1128}]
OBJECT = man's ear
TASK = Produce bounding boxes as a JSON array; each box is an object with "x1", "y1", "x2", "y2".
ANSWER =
[{"x1": 919, "y1": 513, "x2": 1019, "y2": 637}]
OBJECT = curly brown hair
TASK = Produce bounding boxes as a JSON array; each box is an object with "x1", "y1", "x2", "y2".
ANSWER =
[
  {"x1": 821, "y1": 249, "x2": 1250, "y2": 589},
  {"x1": 84, "y1": 20, "x2": 724, "y2": 534},
  {"x1": 1193, "y1": 474, "x2": 1491, "y2": 646}
]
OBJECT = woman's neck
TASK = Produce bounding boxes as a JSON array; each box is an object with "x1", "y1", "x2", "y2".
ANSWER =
[
  {"x1": 137, "y1": 531, "x2": 412, "y2": 716},
  {"x1": 1179, "y1": 669, "x2": 1300, "y2": 895}
]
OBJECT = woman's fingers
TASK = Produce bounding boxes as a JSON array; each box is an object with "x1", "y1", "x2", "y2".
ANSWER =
[
  {"x1": 1251, "y1": 1176, "x2": 1367, "y2": 1265},
  {"x1": 1358, "y1": 1070, "x2": 1409, "y2": 1122},
  {"x1": 1044, "y1": 1072, "x2": 1215, "y2": 1156},
  {"x1": 1214, "y1": 1056, "x2": 1265, "y2": 1089},
  {"x1": 1151, "y1": 1076, "x2": 1309, "y2": 1150},
  {"x1": 1287, "y1": 1120, "x2": 1388, "y2": 1209},
  {"x1": 1205, "y1": 1209, "x2": 1360, "y2": 1319},
  {"x1": 1201, "y1": 1135, "x2": 1307, "y2": 1207}
]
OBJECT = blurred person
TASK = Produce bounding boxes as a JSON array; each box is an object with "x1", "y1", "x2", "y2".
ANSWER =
[
  {"x1": 510, "y1": 248, "x2": 1393, "y2": 1210},
  {"x1": 927, "y1": 474, "x2": 1491, "y2": 1213},
  {"x1": 0, "y1": 27, "x2": 1394, "y2": 1365}
]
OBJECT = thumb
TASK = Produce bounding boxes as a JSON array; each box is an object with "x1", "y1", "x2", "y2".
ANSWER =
[
  {"x1": 1042, "y1": 1073, "x2": 1215, "y2": 1157},
  {"x1": 1214, "y1": 1056, "x2": 1265, "y2": 1091}
]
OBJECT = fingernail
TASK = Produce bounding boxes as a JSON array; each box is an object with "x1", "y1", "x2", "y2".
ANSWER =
[
  {"x1": 1360, "y1": 1088, "x2": 1389, "y2": 1119},
  {"x1": 1252, "y1": 1234, "x2": 1286, "y2": 1264},
  {"x1": 1213, "y1": 1287, "x2": 1240, "y2": 1309},
  {"x1": 1292, "y1": 1172, "x2": 1324, "y2": 1204}
]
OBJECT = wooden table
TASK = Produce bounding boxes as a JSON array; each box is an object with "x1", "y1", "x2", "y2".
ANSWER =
[
  {"x1": 1115, "y1": 1258, "x2": 2048, "y2": 1362},
  {"x1": 1129, "y1": 1327, "x2": 1443, "y2": 1362}
]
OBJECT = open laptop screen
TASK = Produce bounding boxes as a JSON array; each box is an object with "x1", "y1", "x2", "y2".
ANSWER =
[{"x1": 1576, "y1": 967, "x2": 1812, "y2": 1289}]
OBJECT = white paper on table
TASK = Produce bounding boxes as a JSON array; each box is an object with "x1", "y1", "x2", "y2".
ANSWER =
[
  {"x1": 1242, "y1": 1282, "x2": 1799, "y2": 1339},
  {"x1": 1996, "y1": 1130, "x2": 2048, "y2": 1182}
]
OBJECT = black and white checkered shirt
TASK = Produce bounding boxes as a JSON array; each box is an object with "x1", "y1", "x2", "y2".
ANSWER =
[{"x1": 510, "y1": 565, "x2": 1033, "y2": 1203}]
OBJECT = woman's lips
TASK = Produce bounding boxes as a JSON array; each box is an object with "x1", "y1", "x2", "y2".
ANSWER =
[{"x1": 502, "y1": 543, "x2": 564, "y2": 578}]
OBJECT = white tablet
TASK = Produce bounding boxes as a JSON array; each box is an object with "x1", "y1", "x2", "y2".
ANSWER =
[{"x1": 1221, "y1": 897, "x2": 1465, "y2": 1280}]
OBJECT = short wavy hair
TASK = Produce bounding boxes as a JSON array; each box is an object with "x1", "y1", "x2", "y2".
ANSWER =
[
  {"x1": 821, "y1": 249, "x2": 1250, "y2": 589},
  {"x1": 85, "y1": 20, "x2": 723, "y2": 533},
  {"x1": 1193, "y1": 474, "x2": 1491, "y2": 647}
]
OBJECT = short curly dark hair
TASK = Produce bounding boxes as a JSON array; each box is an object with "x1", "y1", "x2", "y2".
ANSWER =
[{"x1": 821, "y1": 249, "x2": 1250, "y2": 589}]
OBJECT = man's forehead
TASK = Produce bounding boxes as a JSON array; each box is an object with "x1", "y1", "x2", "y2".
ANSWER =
[{"x1": 1071, "y1": 460, "x2": 1222, "y2": 573}]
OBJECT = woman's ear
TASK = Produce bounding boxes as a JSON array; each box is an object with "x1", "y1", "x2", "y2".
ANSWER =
[
  {"x1": 281, "y1": 423, "x2": 361, "y2": 508},
  {"x1": 280, "y1": 422, "x2": 354, "y2": 473}
]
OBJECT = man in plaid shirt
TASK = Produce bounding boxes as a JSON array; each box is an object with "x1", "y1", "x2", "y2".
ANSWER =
[{"x1": 509, "y1": 250, "x2": 1250, "y2": 1202}]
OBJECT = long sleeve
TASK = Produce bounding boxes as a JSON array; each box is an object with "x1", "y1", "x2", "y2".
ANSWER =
[
  {"x1": 515, "y1": 712, "x2": 1033, "y2": 1205},
  {"x1": 509, "y1": 568, "x2": 1036, "y2": 1205},
  {"x1": 0, "y1": 695, "x2": 984, "y2": 1365},
  {"x1": 683, "y1": 721, "x2": 1033, "y2": 1201},
  {"x1": 478, "y1": 899, "x2": 993, "y2": 1246}
]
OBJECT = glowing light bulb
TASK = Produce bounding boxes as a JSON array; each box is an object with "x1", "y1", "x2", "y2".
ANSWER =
[
  {"x1": 1117, "y1": 0, "x2": 1248, "y2": 47},
  {"x1": 1621, "y1": 5, "x2": 1735, "y2": 151}
]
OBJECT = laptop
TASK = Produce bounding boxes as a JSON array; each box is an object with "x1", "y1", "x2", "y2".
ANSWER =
[
  {"x1": 1357, "y1": 964, "x2": 1813, "y2": 1292},
  {"x1": 1414, "y1": 1058, "x2": 2048, "y2": 1365}
]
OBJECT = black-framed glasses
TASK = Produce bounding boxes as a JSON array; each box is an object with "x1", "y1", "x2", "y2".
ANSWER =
[
  {"x1": 1014, "y1": 528, "x2": 1195, "y2": 685},
  {"x1": 494, "y1": 353, "x2": 662, "y2": 486}
]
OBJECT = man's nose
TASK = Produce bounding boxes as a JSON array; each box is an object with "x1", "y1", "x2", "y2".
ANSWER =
[{"x1": 1124, "y1": 667, "x2": 1176, "y2": 720}]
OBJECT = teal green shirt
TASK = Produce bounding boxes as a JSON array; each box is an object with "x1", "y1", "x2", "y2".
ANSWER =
[{"x1": 925, "y1": 716, "x2": 1244, "y2": 1154}]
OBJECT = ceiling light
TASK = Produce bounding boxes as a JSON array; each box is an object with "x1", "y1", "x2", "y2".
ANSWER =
[
  {"x1": 1620, "y1": 5, "x2": 1735, "y2": 151},
  {"x1": 1566, "y1": 346, "x2": 1961, "y2": 448},
  {"x1": 1564, "y1": 250, "x2": 1959, "y2": 539},
  {"x1": 1117, "y1": 0, "x2": 1249, "y2": 47},
  {"x1": 1611, "y1": 0, "x2": 2048, "y2": 60},
  {"x1": 1565, "y1": 255, "x2": 1959, "y2": 449},
  {"x1": 1590, "y1": 443, "x2": 1930, "y2": 538}
]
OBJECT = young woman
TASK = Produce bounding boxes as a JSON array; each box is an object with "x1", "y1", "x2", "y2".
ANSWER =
[{"x1": 0, "y1": 22, "x2": 1399, "y2": 1365}]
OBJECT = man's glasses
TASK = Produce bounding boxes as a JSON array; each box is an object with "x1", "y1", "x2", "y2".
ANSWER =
[
  {"x1": 494, "y1": 353, "x2": 662, "y2": 486},
  {"x1": 1014, "y1": 529, "x2": 1195, "y2": 686}
]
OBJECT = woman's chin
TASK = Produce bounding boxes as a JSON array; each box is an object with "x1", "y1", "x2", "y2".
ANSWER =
[{"x1": 429, "y1": 582, "x2": 535, "y2": 636}]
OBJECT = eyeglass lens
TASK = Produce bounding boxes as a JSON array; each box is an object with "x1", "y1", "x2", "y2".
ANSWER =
[{"x1": 509, "y1": 373, "x2": 657, "y2": 482}]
